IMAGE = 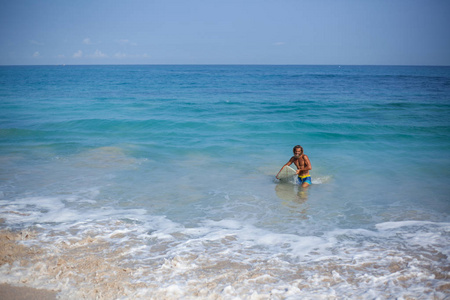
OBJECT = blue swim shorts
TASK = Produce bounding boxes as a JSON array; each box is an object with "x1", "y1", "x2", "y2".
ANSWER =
[{"x1": 298, "y1": 175, "x2": 312, "y2": 185}]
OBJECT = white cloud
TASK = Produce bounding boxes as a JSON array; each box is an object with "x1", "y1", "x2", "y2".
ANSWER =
[
  {"x1": 32, "y1": 51, "x2": 40, "y2": 57},
  {"x1": 72, "y1": 50, "x2": 108, "y2": 59},
  {"x1": 73, "y1": 50, "x2": 83, "y2": 58},
  {"x1": 90, "y1": 49, "x2": 107, "y2": 58},
  {"x1": 94, "y1": 49, "x2": 107, "y2": 58},
  {"x1": 83, "y1": 38, "x2": 92, "y2": 45}
]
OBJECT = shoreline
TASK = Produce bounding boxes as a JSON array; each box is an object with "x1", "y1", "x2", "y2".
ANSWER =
[
  {"x1": 0, "y1": 284, "x2": 57, "y2": 300},
  {"x1": 1, "y1": 220, "x2": 449, "y2": 298}
]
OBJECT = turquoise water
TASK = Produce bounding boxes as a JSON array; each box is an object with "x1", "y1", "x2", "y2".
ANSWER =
[{"x1": 1, "y1": 65, "x2": 449, "y2": 298}]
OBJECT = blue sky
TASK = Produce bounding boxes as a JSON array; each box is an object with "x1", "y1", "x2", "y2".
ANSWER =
[{"x1": 1, "y1": 0, "x2": 449, "y2": 65}]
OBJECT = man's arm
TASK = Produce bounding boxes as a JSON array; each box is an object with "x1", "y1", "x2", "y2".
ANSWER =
[
  {"x1": 285, "y1": 156, "x2": 294, "y2": 166},
  {"x1": 277, "y1": 157, "x2": 294, "y2": 173},
  {"x1": 301, "y1": 155, "x2": 312, "y2": 171},
  {"x1": 276, "y1": 157, "x2": 295, "y2": 179}
]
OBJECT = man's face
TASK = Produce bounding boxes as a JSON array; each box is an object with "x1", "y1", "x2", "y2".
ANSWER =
[{"x1": 293, "y1": 148, "x2": 302, "y2": 158}]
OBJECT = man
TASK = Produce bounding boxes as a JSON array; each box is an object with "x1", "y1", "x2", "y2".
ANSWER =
[{"x1": 279, "y1": 145, "x2": 312, "y2": 187}]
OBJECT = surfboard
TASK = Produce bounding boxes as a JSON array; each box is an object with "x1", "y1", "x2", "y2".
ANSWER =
[{"x1": 276, "y1": 165, "x2": 297, "y2": 179}]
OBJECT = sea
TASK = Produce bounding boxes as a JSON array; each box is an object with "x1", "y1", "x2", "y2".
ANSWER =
[{"x1": 0, "y1": 65, "x2": 449, "y2": 299}]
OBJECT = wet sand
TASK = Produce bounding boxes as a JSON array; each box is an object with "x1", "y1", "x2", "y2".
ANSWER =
[
  {"x1": 0, "y1": 284, "x2": 57, "y2": 300},
  {"x1": 0, "y1": 228, "x2": 136, "y2": 299}
]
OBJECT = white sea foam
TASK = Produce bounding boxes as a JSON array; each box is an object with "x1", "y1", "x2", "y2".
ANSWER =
[
  {"x1": 376, "y1": 220, "x2": 449, "y2": 230},
  {"x1": 0, "y1": 195, "x2": 147, "y2": 227},
  {"x1": 311, "y1": 175, "x2": 332, "y2": 184}
]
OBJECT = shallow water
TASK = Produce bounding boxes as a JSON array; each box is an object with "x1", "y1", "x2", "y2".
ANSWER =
[{"x1": 0, "y1": 65, "x2": 449, "y2": 298}]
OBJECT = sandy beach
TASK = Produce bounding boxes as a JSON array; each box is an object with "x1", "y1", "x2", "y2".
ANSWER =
[{"x1": 0, "y1": 229, "x2": 57, "y2": 299}]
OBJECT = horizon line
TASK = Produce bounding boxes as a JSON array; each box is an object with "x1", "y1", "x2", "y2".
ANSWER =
[{"x1": 1, "y1": 63, "x2": 449, "y2": 67}]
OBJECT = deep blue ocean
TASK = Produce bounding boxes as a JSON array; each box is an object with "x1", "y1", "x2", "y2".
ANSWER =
[{"x1": 1, "y1": 65, "x2": 449, "y2": 299}]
